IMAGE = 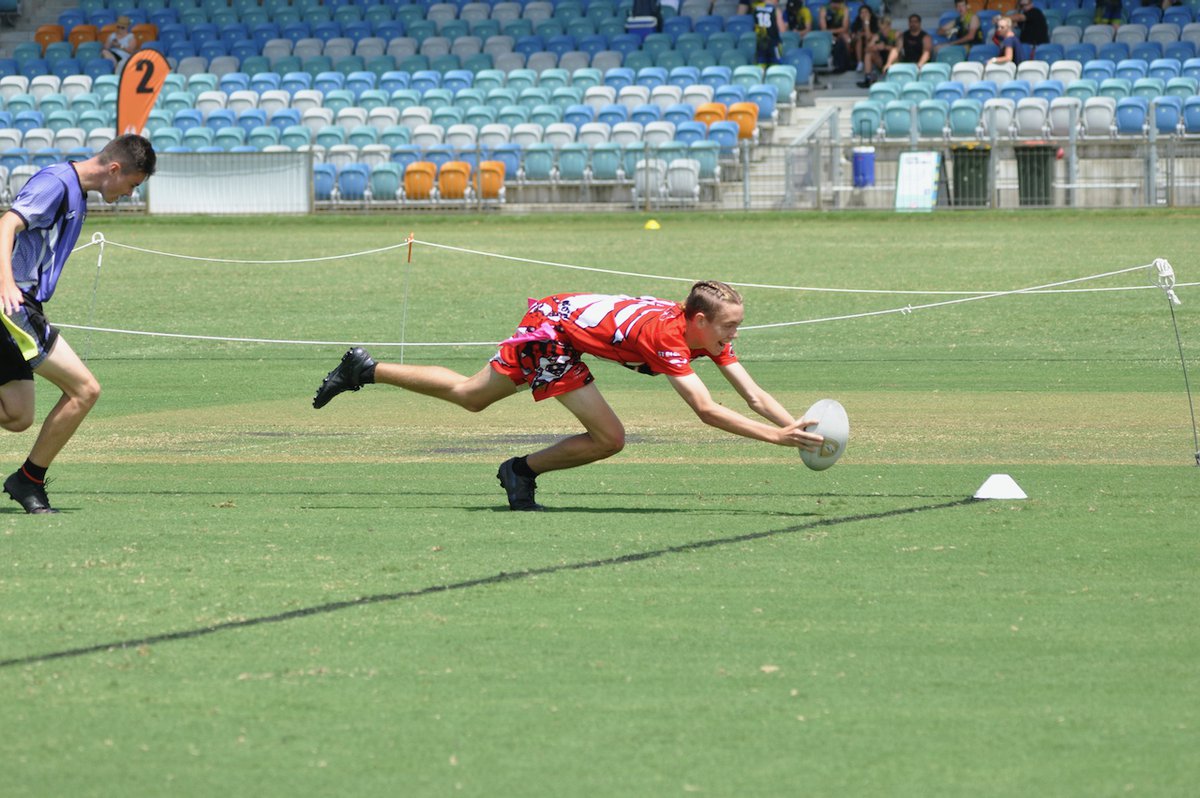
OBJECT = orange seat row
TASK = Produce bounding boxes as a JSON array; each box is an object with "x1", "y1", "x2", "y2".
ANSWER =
[
  {"x1": 403, "y1": 161, "x2": 506, "y2": 201},
  {"x1": 35, "y1": 22, "x2": 159, "y2": 52},
  {"x1": 695, "y1": 101, "x2": 760, "y2": 139}
]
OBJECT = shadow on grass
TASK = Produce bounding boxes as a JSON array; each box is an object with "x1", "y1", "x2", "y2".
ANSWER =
[{"x1": 0, "y1": 497, "x2": 980, "y2": 670}]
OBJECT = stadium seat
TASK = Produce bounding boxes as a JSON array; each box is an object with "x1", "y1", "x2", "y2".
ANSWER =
[
  {"x1": 1115, "y1": 96, "x2": 1149, "y2": 135},
  {"x1": 851, "y1": 101, "x2": 882, "y2": 139},
  {"x1": 313, "y1": 162, "x2": 336, "y2": 201},
  {"x1": 917, "y1": 99, "x2": 950, "y2": 138},
  {"x1": 1183, "y1": 95, "x2": 1200, "y2": 133},
  {"x1": 1082, "y1": 96, "x2": 1117, "y2": 136},
  {"x1": 1153, "y1": 95, "x2": 1183, "y2": 134},
  {"x1": 1048, "y1": 96, "x2": 1082, "y2": 137},
  {"x1": 1014, "y1": 97, "x2": 1050, "y2": 137}
]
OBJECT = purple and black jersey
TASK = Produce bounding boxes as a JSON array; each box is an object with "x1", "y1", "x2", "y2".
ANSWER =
[{"x1": 8, "y1": 162, "x2": 86, "y2": 303}]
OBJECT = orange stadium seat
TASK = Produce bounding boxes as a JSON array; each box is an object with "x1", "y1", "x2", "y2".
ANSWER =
[
  {"x1": 35, "y1": 25, "x2": 66, "y2": 54},
  {"x1": 437, "y1": 161, "x2": 472, "y2": 200},
  {"x1": 694, "y1": 102, "x2": 728, "y2": 127},
  {"x1": 403, "y1": 161, "x2": 437, "y2": 201},
  {"x1": 474, "y1": 160, "x2": 506, "y2": 200},
  {"x1": 68, "y1": 25, "x2": 99, "y2": 51},
  {"x1": 727, "y1": 102, "x2": 759, "y2": 139},
  {"x1": 132, "y1": 23, "x2": 158, "y2": 47}
]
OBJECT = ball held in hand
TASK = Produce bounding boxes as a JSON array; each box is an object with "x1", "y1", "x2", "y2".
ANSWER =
[{"x1": 799, "y1": 399, "x2": 849, "y2": 471}]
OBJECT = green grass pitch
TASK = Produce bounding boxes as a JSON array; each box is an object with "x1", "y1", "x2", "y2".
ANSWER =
[{"x1": 2, "y1": 210, "x2": 1197, "y2": 797}]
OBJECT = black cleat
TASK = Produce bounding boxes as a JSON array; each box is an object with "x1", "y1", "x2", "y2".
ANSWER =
[
  {"x1": 497, "y1": 457, "x2": 544, "y2": 511},
  {"x1": 313, "y1": 347, "x2": 376, "y2": 409},
  {"x1": 4, "y1": 471, "x2": 59, "y2": 514}
]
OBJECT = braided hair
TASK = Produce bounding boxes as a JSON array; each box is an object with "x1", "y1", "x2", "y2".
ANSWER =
[{"x1": 684, "y1": 280, "x2": 742, "y2": 319}]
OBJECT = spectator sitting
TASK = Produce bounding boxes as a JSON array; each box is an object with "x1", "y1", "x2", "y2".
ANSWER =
[
  {"x1": 783, "y1": 0, "x2": 813, "y2": 39},
  {"x1": 856, "y1": 14, "x2": 897, "y2": 87},
  {"x1": 1010, "y1": 0, "x2": 1049, "y2": 46},
  {"x1": 850, "y1": 4, "x2": 881, "y2": 74},
  {"x1": 819, "y1": 0, "x2": 855, "y2": 73},
  {"x1": 936, "y1": 0, "x2": 983, "y2": 53},
  {"x1": 881, "y1": 14, "x2": 932, "y2": 76},
  {"x1": 101, "y1": 16, "x2": 137, "y2": 70},
  {"x1": 987, "y1": 16, "x2": 1023, "y2": 66}
]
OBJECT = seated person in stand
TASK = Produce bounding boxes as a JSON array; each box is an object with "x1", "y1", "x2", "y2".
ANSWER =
[
  {"x1": 987, "y1": 16, "x2": 1023, "y2": 66},
  {"x1": 882, "y1": 14, "x2": 933, "y2": 76},
  {"x1": 101, "y1": 16, "x2": 137, "y2": 70},
  {"x1": 937, "y1": 0, "x2": 983, "y2": 53}
]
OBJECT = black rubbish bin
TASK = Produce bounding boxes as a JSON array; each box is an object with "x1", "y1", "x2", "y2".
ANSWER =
[
  {"x1": 1015, "y1": 142, "x2": 1056, "y2": 206},
  {"x1": 951, "y1": 143, "x2": 990, "y2": 207}
]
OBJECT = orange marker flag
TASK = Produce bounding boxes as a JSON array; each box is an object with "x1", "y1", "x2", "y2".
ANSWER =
[{"x1": 117, "y1": 49, "x2": 170, "y2": 136}]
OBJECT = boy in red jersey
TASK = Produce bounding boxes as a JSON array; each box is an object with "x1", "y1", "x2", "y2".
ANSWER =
[{"x1": 313, "y1": 281, "x2": 823, "y2": 510}]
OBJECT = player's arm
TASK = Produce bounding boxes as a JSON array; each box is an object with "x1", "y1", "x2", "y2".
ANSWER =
[
  {"x1": 667, "y1": 371, "x2": 822, "y2": 449},
  {"x1": 0, "y1": 211, "x2": 28, "y2": 316},
  {"x1": 715, "y1": 360, "x2": 796, "y2": 426}
]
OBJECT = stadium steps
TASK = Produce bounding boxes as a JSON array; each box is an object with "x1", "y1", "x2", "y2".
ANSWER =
[{"x1": 0, "y1": 1, "x2": 75, "y2": 55}]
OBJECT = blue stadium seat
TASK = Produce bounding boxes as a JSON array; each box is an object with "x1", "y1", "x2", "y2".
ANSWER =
[
  {"x1": 934, "y1": 80, "x2": 965, "y2": 102},
  {"x1": 1114, "y1": 95, "x2": 1149, "y2": 134},
  {"x1": 949, "y1": 98, "x2": 983, "y2": 137},
  {"x1": 850, "y1": 100, "x2": 882, "y2": 138},
  {"x1": 336, "y1": 163, "x2": 371, "y2": 200},
  {"x1": 314, "y1": 162, "x2": 336, "y2": 200},
  {"x1": 1183, "y1": 95, "x2": 1200, "y2": 133},
  {"x1": 707, "y1": 120, "x2": 739, "y2": 154},
  {"x1": 1033, "y1": 79, "x2": 1065, "y2": 100},
  {"x1": 1153, "y1": 95, "x2": 1183, "y2": 133}
]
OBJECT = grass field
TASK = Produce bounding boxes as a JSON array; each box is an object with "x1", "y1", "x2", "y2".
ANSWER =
[{"x1": 2, "y1": 210, "x2": 1197, "y2": 797}]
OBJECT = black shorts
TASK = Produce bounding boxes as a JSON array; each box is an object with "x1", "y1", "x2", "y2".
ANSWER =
[{"x1": 0, "y1": 293, "x2": 59, "y2": 385}]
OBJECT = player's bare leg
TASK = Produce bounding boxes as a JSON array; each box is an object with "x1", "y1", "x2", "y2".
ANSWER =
[
  {"x1": 0, "y1": 379, "x2": 34, "y2": 432},
  {"x1": 4, "y1": 336, "x2": 100, "y2": 514},
  {"x1": 498, "y1": 383, "x2": 625, "y2": 511},
  {"x1": 528, "y1": 383, "x2": 625, "y2": 473},
  {"x1": 27, "y1": 337, "x2": 100, "y2": 469},
  {"x1": 372, "y1": 362, "x2": 517, "y2": 412}
]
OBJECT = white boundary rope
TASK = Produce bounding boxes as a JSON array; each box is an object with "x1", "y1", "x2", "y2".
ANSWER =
[{"x1": 59, "y1": 234, "x2": 1188, "y2": 348}]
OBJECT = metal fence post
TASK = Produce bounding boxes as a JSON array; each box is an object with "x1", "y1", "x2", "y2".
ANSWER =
[
  {"x1": 742, "y1": 140, "x2": 751, "y2": 210},
  {"x1": 830, "y1": 108, "x2": 841, "y2": 210},
  {"x1": 987, "y1": 105, "x2": 999, "y2": 208},
  {"x1": 1147, "y1": 98, "x2": 1158, "y2": 207},
  {"x1": 1067, "y1": 103, "x2": 1078, "y2": 208}
]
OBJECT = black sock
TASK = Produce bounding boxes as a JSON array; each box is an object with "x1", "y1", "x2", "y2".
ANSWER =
[
  {"x1": 512, "y1": 456, "x2": 537, "y2": 478},
  {"x1": 21, "y1": 459, "x2": 47, "y2": 484},
  {"x1": 361, "y1": 363, "x2": 376, "y2": 384}
]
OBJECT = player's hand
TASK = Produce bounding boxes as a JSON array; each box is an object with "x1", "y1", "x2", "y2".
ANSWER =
[
  {"x1": 0, "y1": 281, "x2": 23, "y2": 317},
  {"x1": 779, "y1": 417, "x2": 824, "y2": 451}
]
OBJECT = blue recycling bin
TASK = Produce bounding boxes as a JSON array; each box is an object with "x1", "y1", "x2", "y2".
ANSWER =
[{"x1": 852, "y1": 146, "x2": 875, "y2": 188}]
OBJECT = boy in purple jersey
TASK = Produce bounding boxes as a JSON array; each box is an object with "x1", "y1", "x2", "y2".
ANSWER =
[{"x1": 0, "y1": 134, "x2": 155, "y2": 514}]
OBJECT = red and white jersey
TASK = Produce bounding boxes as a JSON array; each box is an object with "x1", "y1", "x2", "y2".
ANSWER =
[{"x1": 533, "y1": 293, "x2": 738, "y2": 376}]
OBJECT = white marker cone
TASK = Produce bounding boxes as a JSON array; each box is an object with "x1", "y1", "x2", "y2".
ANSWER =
[{"x1": 974, "y1": 474, "x2": 1027, "y2": 500}]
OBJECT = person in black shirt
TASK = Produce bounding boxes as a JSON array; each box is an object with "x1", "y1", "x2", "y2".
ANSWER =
[
  {"x1": 882, "y1": 14, "x2": 932, "y2": 75},
  {"x1": 1011, "y1": 0, "x2": 1049, "y2": 46}
]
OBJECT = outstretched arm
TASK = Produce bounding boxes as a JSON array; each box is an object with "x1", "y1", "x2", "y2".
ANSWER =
[
  {"x1": 717, "y1": 360, "x2": 795, "y2": 426},
  {"x1": 667, "y1": 370, "x2": 822, "y2": 449}
]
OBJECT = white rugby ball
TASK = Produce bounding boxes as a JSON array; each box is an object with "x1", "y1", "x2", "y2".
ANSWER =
[{"x1": 799, "y1": 399, "x2": 849, "y2": 471}]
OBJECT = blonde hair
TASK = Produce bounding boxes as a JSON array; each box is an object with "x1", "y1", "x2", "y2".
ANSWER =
[{"x1": 684, "y1": 280, "x2": 742, "y2": 319}]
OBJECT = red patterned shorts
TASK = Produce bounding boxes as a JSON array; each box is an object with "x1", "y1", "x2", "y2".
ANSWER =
[{"x1": 489, "y1": 301, "x2": 595, "y2": 401}]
